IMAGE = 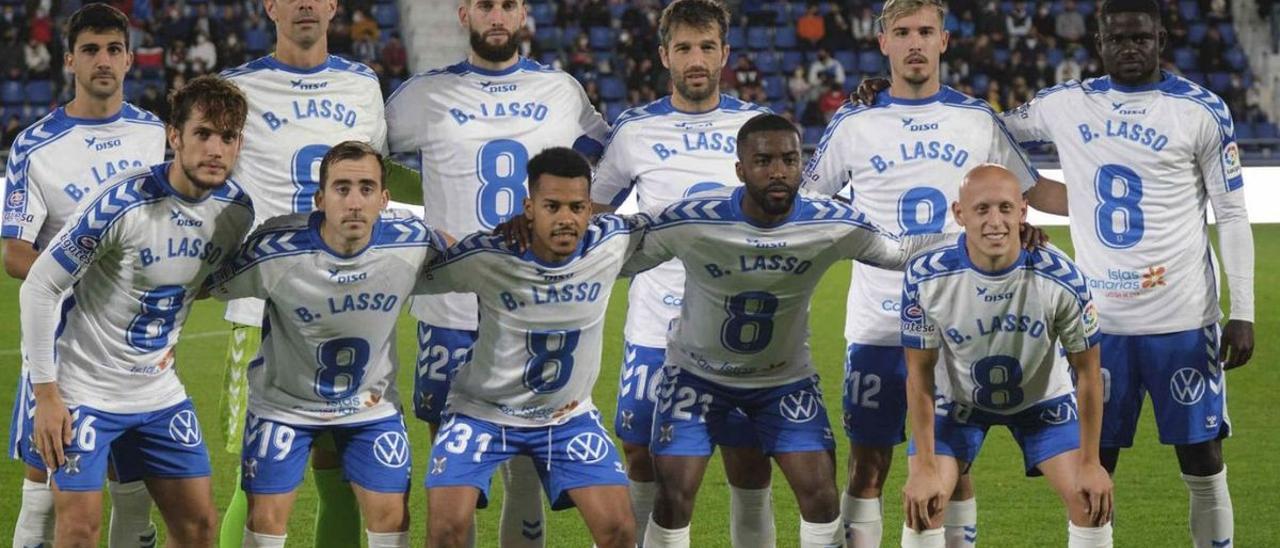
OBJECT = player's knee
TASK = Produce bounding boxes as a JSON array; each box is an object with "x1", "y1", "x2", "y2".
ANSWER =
[
  {"x1": 428, "y1": 514, "x2": 472, "y2": 548},
  {"x1": 1175, "y1": 441, "x2": 1224, "y2": 476},
  {"x1": 846, "y1": 446, "x2": 893, "y2": 494},
  {"x1": 623, "y1": 444, "x2": 656, "y2": 482},
  {"x1": 796, "y1": 482, "x2": 841, "y2": 523},
  {"x1": 651, "y1": 486, "x2": 696, "y2": 526},
  {"x1": 363, "y1": 500, "x2": 409, "y2": 532},
  {"x1": 590, "y1": 513, "x2": 637, "y2": 548},
  {"x1": 169, "y1": 507, "x2": 219, "y2": 544},
  {"x1": 56, "y1": 514, "x2": 101, "y2": 546},
  {"x1": 722, "y1": 448, "x2": 772, "y2": 489}
]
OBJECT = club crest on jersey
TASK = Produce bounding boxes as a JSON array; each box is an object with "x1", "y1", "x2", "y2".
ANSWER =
[
  {"x1": 566, "y1": 432, "x2": 610, "y2": 463},
  {"x1": 903, "y1": 303, "x2": 925, "y2": 322},
  {"x1": 6, "y1": 188, "x2": 25, "y2": 208},
  {"x1": 290, "y1": 78, "x2": 329, "y2": 90},
  {"x1": 1171, "y1": 368, "x2": 1206, "y2": 405},
  {"x1": 477, "y1": 80, "x2": 517, "y2": 94}
]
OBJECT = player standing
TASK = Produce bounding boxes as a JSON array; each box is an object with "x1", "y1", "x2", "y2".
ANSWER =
[
  {"x1": 632, "y1": 114, "x2": 942, "y2": 548},
  {"x1": 217, "y1": 0, "x2": 388, "y2": 545},
  {"x1": 385, "y1": 0, "x2": 607, "y2": 544},
  {"x1": 898, "y1": 165, "x2": 1113, "y2": 547},
  {"x1": 800, "y1": 1, "x2": 1047, "y2": 545},
  {"x1": 1001, "y1": 2, "x2": 1253, "y2": 546},
  {"x1": 2, "y1": 5, "x2": 165, "y2": 546},
  {"x1": 589, "y1": 0, "x2": 777, "y2": 543},
  {"x1": 20, "y1": 75, "x2": 253, "y2": 547},
  {"x1": 205, "y1": 142, "x2": 446, "y2": 548},
  {"x1": 420, "y1": 148, "x2": 636, "y2": 548}
]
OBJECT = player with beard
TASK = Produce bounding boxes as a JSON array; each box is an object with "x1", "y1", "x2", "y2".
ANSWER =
[
  {"x1": 627, "y1": 114, "x2": 946, "y2": 548},
  {"x1": 385, "y1": 0, "x2": 607, "y2": 545},
  {"x1": 3, "y1": 6, "x2": 167, "y2": 546},
  {"x1": 215, "y1": 0, "x2": 388, "y2": 545},
  {"x1": 20, "y1": 75, "x2": 254, "y2": 548},
  {"x1": 999, "y1": 1, "x2": 1253, "y2": 545}
]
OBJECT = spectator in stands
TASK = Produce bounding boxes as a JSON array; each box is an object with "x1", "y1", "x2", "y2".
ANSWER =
[
  {"x1": 351, "y1": 8, "x2": 379, "y2": 43},
  {"x1": 1056, "y1": 49, "x2": 1083, "y2": 83},
  {"x1": 29, "y1": 7, "x2": 53, "y2": 45},
  {"x1": 1246, "y1": 79, "x2": 1266, "y2": 122},
  {"x1": 567, "y1": 32, "x2": 595, "y2": 77},
  {"x1": 1031, "y1": 52, "x2": 1054, "y2": 88},
  {"x1": 1032, "y1": 1, "x2": 1054, "y2": 39},
  {"x1": 807, "y1": 48, "x2": 845, "y2": 88},
  {"x1": 192, "y1": 4, "x2": 213, "y2": 38},
  {"x1": 353, "y1": 34, "x2": 378, "y2": 65},
  {"x1": 138, "y1": 84, "x2": 168, "y2": 122},
  {"x1": 220, "y1": 32, "x2": 247, "y2": 70},
  {"x1": 1, "y1": 114, "x2": 21, "y2": 149},
  {"x1": 817, "y1": 79, "x2": 844, "y2": 121},
  {"x1": 0, "y1": 6, "x2": 19, "y2": 36},
  {"x1": 1055, "y1": 0, "x2": 1086, "y2": 42},
  {"x1": 1200, "y1": 26, "x2": 1227, "y2": 72},
  {"x1": 135, "y1": 33, "x2": 164, "y2": 73},
  {"x1": 731, "y1": 55, "x2": 761, "y2": 92},
  {"x1": 188, "y1": 31, "x2": 217, "y2": 75},
  {"x1": 24, "y1": 36, "x2": 51, "y2": 79},
  {"x1": 821, "y1": 9, "x2": 855, "y2": 53},
  {"x1": 788, "y1": 65, "x2": 812, "y2": 102},
  {"x1": 977, "y1": 1, "x2": 1005, "y2": 42},
  {"x1": 382, "y1": 32, "x2": 408, "y2": 79},
  {"x1": 1005, "y1": 1, "x2": 1032, "y2": 46},
  {"x1": 796, "y1": 2, "x2": 825, "y2": 50},
  {"x1": 1208, "y1": 0, "x2": 1230, "y2": 23},
  {"x1": 1225, "y1": 73, "x2": 1248, "y2": 117},
  {"x1": 851, "y1": 5, "x2": 876, "y2": 48},
  {"x1": 0, "y1": 28, "x2": 22, "y2": 76},
  {"x1": 1008, "y1": 76, "x2": 1034, "y2": 108},
  {"x1": 165, "y1": 39, "x2": 190, "y2": 83},
  {"x1": 984, "y1": 79, "x2": 1004, "y2": 111},
  {"x1": 582, "y1": 0, "x2": 612, "y2": 27},
  {"x1": 954, "y1": 9, "x2": 977, "y2": 38},
  {"x1": 584, "y1": 79, "x2": 603, "y2": 112}
]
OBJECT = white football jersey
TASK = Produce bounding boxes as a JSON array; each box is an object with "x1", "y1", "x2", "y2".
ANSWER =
[
  {"x1": 206, "y1": 210, "x2": 445, "y2": 425},
  {"x1": 417, "y1": 215, "x2": 645, "y2": 426},
  {"x1": 220, "y1": 55, "x2": 388, "y2": 325},
  {"x1": 803, "y1": 87, "x2": 1038, "y2": 347},
  {"x1": 3, "y1": 104, "x2": 165, "y2": 248},
  {"x1": 625, "y1": 187, "x2": 942, "y2": 388},
  {"x1": 1001, "y1": 74, "x2": 1248, "y2": 334},
  {"x1": 592, "y1": 95, "x2": 769, "y2": 348},
  {"x1": 19, "y1": 164, "x2": 254, "y2": 414},
  {"x1": 386, "y1": 58, "x2": 609, "y2": 330},
  {"x1": 901, "y1": 237, "x2": 1101, "y2": 414}
]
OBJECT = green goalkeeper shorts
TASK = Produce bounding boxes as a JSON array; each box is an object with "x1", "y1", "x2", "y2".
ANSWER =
[{"x1": 219, "y1": 324, "x2": 260, "y2": 454}]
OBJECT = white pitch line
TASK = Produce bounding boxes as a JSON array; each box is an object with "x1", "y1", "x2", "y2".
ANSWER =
[{"x1": 0, "y1": 329, "x2": 232, "y2": 357}]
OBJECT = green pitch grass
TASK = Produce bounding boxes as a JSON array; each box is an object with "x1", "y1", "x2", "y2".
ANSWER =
[{"x1": 2, "y1": 226, "x2": 1277, "y2": 546}]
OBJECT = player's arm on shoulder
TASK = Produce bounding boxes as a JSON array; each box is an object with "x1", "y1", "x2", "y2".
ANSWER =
[
  {"x1": 619, "y1": 210, "x2": 675, "y2": 276},
  {"x1": 841, "y1": 219, "x2": 949, "y2": 270},
  {"x1": 413, "y1": 234, "x2": 484, "y2": 295},
  {"x1": 998, "y1": 90, "x2": 1054, "y2": 146},
  {"x1": 1198, "y1": 112, "x2": 1255, "y2": 367},
  {"x1": 2, "y1": 238, "x2": 39, "y2": 279},
  {"x1": 1025, "y1": 175, "x2": 1068, "y2": 216}
]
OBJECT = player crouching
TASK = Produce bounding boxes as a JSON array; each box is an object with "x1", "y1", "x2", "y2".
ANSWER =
[
  {"x1": 899, "y1": 165, "x2": 1113, "y2": 547},
  {"x1": 204, "y1": 141, "x2": 448, "y2": 548}
]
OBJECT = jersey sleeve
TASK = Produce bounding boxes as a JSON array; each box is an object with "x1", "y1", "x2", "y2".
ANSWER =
[
  {"x1": 3, "y1": 146, "x2": 47, "y2": 243},
  {"x1": 591, "y1": 126, "x2": 636, "y2": 207},
  {"x1": 1001, "y1": 89, "x2": 1058, "y2": 148},
  {"x1": 836, "y1": 222, "x2": 949, "y2": 271},
  {"x1": 620, "y1": 212, "x2": 674, "y2": 276},
  {"x1": 1197, "y1": 104, "x2": 1254, "y2": 322},
  {"x1": 414, "y1": 237, "x2": 484, "y2": 295},
  {"x1": 384, "y1": 80, "x2": 425, "y2": 155},
  {"x1": 801, "y1": 116, "x2": 852, "y2": 197},
  {"x1": 1053, "y1": 278, "x2": 1102, "y2": 353},
  {"x1": 986, "y1": 114, "x2": 1040, "y2": 192},
  {"x1": 203, "y1": 229, "x2": 277, "y2": 302},
  {"x1": 900, "y1": 272, "x2": 940, "y2": 349},
  {"x1": 569, "y1": 77, "x2": 609, "y2": 161},
  {"x1": 368, "y1": 90, "x2": 390, "y2": 155},
  {"x1": 19, "y1": 208, "x2": 123, "y2": 383}
]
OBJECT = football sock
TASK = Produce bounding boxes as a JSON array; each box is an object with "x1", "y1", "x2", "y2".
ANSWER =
[
  {"x1": 900, "y1": 524, "x2": 945, "y2": 548},
  {"x1": 798, "y1": 517, "x2": 842, "y2": 548},
  {"x1": 842, "y1": 494, "x2": 883, "y2": 548},
  {"x1": 730, "y1": 485, "x2": 776, "y2": 547},
  {"x1": 500, "y1": 456, "x2": 546, "y2": 548},
  {"x1": 313, "y1": 467, "x2": 361, "y2": 547},
  {"x1": 107, "y1": 480, "x2": 157, "y2": 547},
  {"x1": 366, "y1": 530, "x2": 410, "y2": 548},
  {"x1": 643, "y1": 517, "x2": 690, "y2": 548},
  {"x1": 14, "y1": 478, "x2": 55, "y2": 548},
  {"x1": 242, "y1": 529, "x2": 286, "y2": 548},
  {"x1": 219, "y1": 471, "x2": 249, "y2": 548},
  {"x1": 942, "y1": 498, "x2": 977, "y2": 548},
  {"x1": 1067, "y1": 521, "x2": 1113, "y2": 548},
  {"x1": 1183, "y1": 467, "x2": 1233, "y2": 548},
  {"x1": 630, "y1": 479, "x2": 657, "y2": 543}
]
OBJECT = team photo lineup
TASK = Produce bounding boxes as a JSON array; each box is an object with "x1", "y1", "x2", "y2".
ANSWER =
[{"x1": 0, "y1": 0, "x2": 1268, "y2": 546}]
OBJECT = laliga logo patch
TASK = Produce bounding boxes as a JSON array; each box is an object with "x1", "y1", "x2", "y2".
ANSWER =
[
  {"x1": 779, "y1": 391, "x2": 819, "y2": 423},
  {"x1": 565, "y1": 432, "x2": 609, "y2": 463},
  {"x1": 6, "y1": 189, "x2": 25, "y2": 208},
  {"x1": 1223, "y1": 142, "x2": 1242, "y2": 176},
  {"x1": 1082, "y1": 302, "x2": 1099, "y2": 329},
  {"x1": 168, "y1": 410, "x2": 203, "y2": 447},
  {"x1": 373, "y1": 431, "x2": 409, "y2": 468}
]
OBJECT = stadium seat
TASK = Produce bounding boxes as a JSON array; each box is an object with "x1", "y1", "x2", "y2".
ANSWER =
[
  {"x1": 1178, "y1": 0, "x2": 1199, "y2": 19},
  {"x1": 605, "y1": 102, "x2": 626, "y2": 124},
  {"x1": 245, "y1": 28, "x2": 271, "y2": 54},
  {"x1": 1047, "y1": 48, "x2": 1064, "y2": 67},
  {"x1": 599, "y1": 76, "x2": 626, "y2": 102},
  {"x1": 781, "y1": 51, "x2": 804, "y2": 73},
  {"x1": 588, "y1": 27, "x2": 615, "y2": 51},
  {"x1": 1235, "y1": 122, "x2": 1254, "y2": 140},
  {"x1": 1257, "y1": 122, "x2": 1279, "y2": 139},
  {"x1": 802, "y1": 126, "x2": 824, "y2": 146},
  {"x1": 372, "y1": 4, "x2": 398, "y2": 28},
  {"x1": 535, "y1": 27, "x2": 561, "y2": 50},
  {"x1": 1, "y1": 81, "x2": 22, "y2": 105},
  {"x1": 757, "y1": 52, "x2": 780, "y2": 74},
  {"x1": 774, "y1": 27, "x2": 797, "y2": 49},
  {"x1": 529, "y1": 3, "x2": 555, "y2": 27},
  {"x1": 747, "y1": 27, "x2": 772, "y2": 50},
  {"x1": 1218, "y1": 23, "x2": 1236, "y2": 46},
  {"x1": 857, "y1": 51, "x2": 883, "y2": 74},
  {"x1": 1207, "y1": 72, "x2": 1231, "y2": 93},
  {"x1": 971, "y1": 73, "x2": 990, "y2": 94},
  {"x1": 769, "y1": 100, "x2": 791, "y2": 115},
  {"x1": 539, "y1": 52, "x2": 559, "y2": 66},
  {"x1": 992, "y1": 48, "x2": 1011, "y2": 66},
  {"x1": 1183, "y1": 71, "x2": 1205, "y2": 85},
  {"x1": 1225, "y1": 48, "x2": 1247, "y2": 71},
  {"x1": 764, "y1": 75, "x2": 785, "y2": 100},
  {"x1": 835, "y1": 50, "x2": 858, "y2": 73},
  {"x1": 1188, "y1": 23, "x2": 1207, "y2": 44},
  {"x1": 24, "y1": 81, "x2": 53, "y2": 105},
  {"x1": 728, "y1": 27, "x2": 746, "y2": 50},
  {"x1": 1173, "y1": 47, "x2": 1197, "y2": 71}
]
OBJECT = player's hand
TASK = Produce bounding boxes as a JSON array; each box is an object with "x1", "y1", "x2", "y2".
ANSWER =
[
  {"x1": 1076, "y1": 462, "x2": 1114, "y2": 526},
  {"x1": 494, "y1": 216, "x2": 532, "y2": 252},
  {"x1": 1020, "y1": 222, "x2": 1050, "y2": 249},
  {"x1": 1220, "y1": 319, "x2": 1254, "y2": 370},
  {"x1": 902, "y1": 465, "x2": 947, "y2": 532},
  {"x1": 32, "y1": 384, "x2": 73, "y2": 469},
  {"x1": 849, "y1": 77, "x2": 891, "y2": 106}
]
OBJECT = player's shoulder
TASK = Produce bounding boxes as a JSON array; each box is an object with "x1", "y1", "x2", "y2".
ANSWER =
[
  {"x1": 221, "y1": 55, "x2": 378, "y2": 83},
  {"x1": 119, "y1": 103, "x2": 165, "y2": 128},
  {"x1": 229, "y1": 212, "x2": 316, "y2": 270},
  {"x1": 320, "y1": 55, "x2": 380, "y2": 82},
  {"x1": 1025, "y1": 243, "x2": 1089, "y2": 298},
  {"x1": 816, "y1": 95, "x2": 887, "y2": 140},
  {"x1": 1030, "y1": 79, "x2": 1085, "y2": 103},
  {"x1": 935, "y1": 86, "x2": 1002, "y2": 117},
  {"x1": 6, "y1": 108, "x2": 78, "y2": 161},
  {"x1": 648, "y1": 187, "x2": 739, "y2": 227},
  {"x1": 372, "y1": 209, "x2": 445, "y2": 249},
  {"x1": 793, "y1": 194, "x2": 875, "y2": 226},
  {"x1": 220, "y1": 55, "x2": 275, "y2": 80},
  {"x1": 69, "y1": 164, "x2": 169, "y2": 231},
  {"x1": 904, "y1": 236, "x2": 968, "y2": 283},
  {"x1": 1145, "y1": 73, "x2": 1235, "y2": 130},
  {"x1": 439, "y1": 230, "x2": 517, "y2": 264}
]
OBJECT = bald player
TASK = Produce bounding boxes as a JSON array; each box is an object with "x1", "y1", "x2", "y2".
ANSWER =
[{"x1": 898, "y1": 165, "x2": 1113, "y2": 547}]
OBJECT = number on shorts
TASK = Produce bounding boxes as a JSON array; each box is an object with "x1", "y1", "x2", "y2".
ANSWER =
[
  {"x1": 847, "y1": 371, "x2": 882, "y2": 409},
  {"x1": 473, "y1": 433, "x2": 492, "y2": 463},
  {"x1": 250, "y1": 420, "x2": 296, "y2": 461},
  {"x1": 524, "y1": 329, "x2": 580, "y2": 394},
  {"x1": 70, "y1": 410, "x2": 97, "y2": 451},
  {"x1": 971, "y1": 355, "x2": 1025, "y2": 410},
  {"x1": 422, "y1": 344, "x2": 469, "y2": 382},
  {"x1": 443, "y1": 422, "x2": 473, "y2": 454},
  {"x1": 720, "y1": 291, "x2": 779, "y2": 353},
  {"x1": 476, "y1": 139, "x2": 530, "y2": 229},
  {"x1": 1093, "y1": 164, "x2": 1144, "y2": 249},
  {"x1": 314, "y1": 337, "x2": 371, "y2": 401},
  {"x1": 671, "y1": 387, "x2": 713, "y2": 423},
  {"x1": 126, "y1": 285, "x2": 186, "y2": 352}
]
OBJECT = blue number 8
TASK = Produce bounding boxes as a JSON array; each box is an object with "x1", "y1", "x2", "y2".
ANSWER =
[
  {"x1": 476, "y1": 139, "x2": 530, "y2": 229},
  {"x1": 898, "y1": 187, "x2": 947, "y2": 235},
  {"x1": 1093, "y1": 164, "x2": 1144, "y2": 249},
  {"x1": 292, "y1": 144, "x2": 332, "y2": 213},
  {"x1": 971, "y1": 355, "x2": 1024, "y2": 410},
  {"x1": 314, "y1": 337, "x2": 371, "y2": 400},
  {"x1": 524, "y1": 330, "x2": 580, "y2": 394},
  {"x1": 721, "y1": 291, "x2": 779, "y2": 354},
  {"x1": 126, "y1": 285, "x2": 186, "y2": 352}
]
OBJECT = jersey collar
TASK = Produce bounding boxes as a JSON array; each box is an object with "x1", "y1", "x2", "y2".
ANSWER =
[
  {"x1": 1097, "y1": 71, "x2": 1177, "y2": 93},
  {"x1": 307, "y1": 210, "x2": 383, "y2": 258},
  {"x1": 461, "y1": 57, "x2": 533, "y2": 77},
  {"x1": 53, "y1": 103, "x2": 127, "y2": 126},
  {"x1": 261, "y1": 54, "x2": 334, "y2": 75},
  {"x1": 729, "y1": 186, "x2": 802, "y2": 228},
  {"x1": 519, "y1": 232, "x2": 587, "y2": 268},
  {"x1": 878, "y1": 86, "x2": 947, "y2": 106},
  {"x1": 957, "y1": 233, "x2": 1027, "y2": 277},
  {"x1": 150, "y1": 162, "x2": 217, "y2": 204}
]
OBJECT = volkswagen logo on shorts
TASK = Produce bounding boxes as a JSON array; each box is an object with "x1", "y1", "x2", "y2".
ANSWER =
[
  {"x1": 373, "y1": 431, "x2": 410, "y2": 468},
  {"x1": 1170, "y1": 368, "x2": 1206, "y2": 405},
  {"x1": 566, "y1": 432, "x2": 609, "y2": 463},
  {"x1": 168, "y1": 410, "x2": 203, "y2": 447},
  {"x1": 779, "y1": 391, "x2": 819, "y2": 423}
]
